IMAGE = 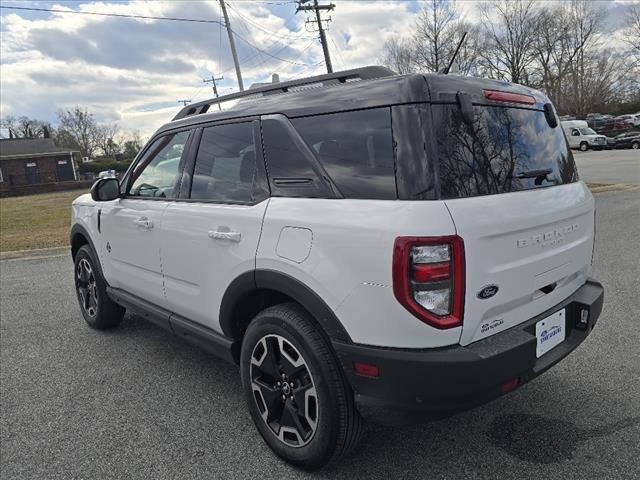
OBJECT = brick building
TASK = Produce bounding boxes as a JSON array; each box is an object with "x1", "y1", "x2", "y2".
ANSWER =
[{"x1": 0, "y1": 138, "x2": 80, "y2": 194}]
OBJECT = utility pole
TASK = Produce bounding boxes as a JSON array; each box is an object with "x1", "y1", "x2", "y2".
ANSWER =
[
  {"x1": 219, "y1": 0, "x2": 244, "y2": 91},
  {"x1": 203, "y1": 75, "x2": 224, "y2": 110},
  {"x1": 296, "y1": 0, "x2": 335, "y2": 73},
  {"x1": 178, "y1": 99, "x2": 192, "y2": 107}
]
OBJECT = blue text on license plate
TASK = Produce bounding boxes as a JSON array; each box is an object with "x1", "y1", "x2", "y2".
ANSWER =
[{"x1": 535, "y1": 309, "x2": 566, "y2": 358}]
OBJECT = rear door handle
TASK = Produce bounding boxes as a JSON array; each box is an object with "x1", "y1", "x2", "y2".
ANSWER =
[
  {"x1": 133, "y1": 217, "x2": 153, "y2": 230},
  {"x1": 208, "y1": 229, "x2": 241, "y2": 242}
]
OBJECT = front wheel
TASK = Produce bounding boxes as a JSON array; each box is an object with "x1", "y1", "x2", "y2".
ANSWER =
[
  {"x1": 580, "y1": 142, "x2": 589, "y2": 151},
  {"x1": 74, "y1": 245, "x2": 125, "y2": 329},
  {"x1": 240, "y1": 303, "x2": 363, "y2": 470},
  {"x1": 632, "y1": 142, "x2": 639, "y2": 150}
]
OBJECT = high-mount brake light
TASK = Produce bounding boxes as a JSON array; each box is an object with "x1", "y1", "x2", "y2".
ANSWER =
[
  {"x1": 483, "y1": 89, "x2": 535, "y2": 105},
  {"x1": 392, "y1": 236, "x2": 465, "y2": 329}
]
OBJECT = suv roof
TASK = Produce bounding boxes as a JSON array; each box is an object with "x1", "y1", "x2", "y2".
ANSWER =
[{"x1": 160, "y1": 66, "x2": 550, "y2": 136}]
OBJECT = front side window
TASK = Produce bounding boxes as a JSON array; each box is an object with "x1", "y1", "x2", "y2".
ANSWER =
[
  {"x1": 571, "y1": 129, "x2": 580, "y2": 137},
  {"x1": 128, "y1": 130, "x2": 190, "y2": 198},
  {"x1": 291, "y1": 108, "x2": 396, "y2": 200},
  {"x1": 190, "y1": 122, "x2": 257, "y2": 202}
]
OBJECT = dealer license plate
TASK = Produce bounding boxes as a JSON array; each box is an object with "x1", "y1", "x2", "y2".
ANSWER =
[{"x1": 535, "y1": 309, "x2": 566, "y2": 358}]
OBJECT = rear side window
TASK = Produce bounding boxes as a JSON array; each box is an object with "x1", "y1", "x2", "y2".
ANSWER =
[
  {"x1": 191, "y1": 122, "x2": 256, "y2": 202},
  {"x1": 432, "y1": 105, "x2": 577, "y2": 199},
  {"x1": 291, "y1": 108, "x2": 396, "y2": 200},
  {"x1": 261, "y1": 116, "x2": 333, "y2": 198}
]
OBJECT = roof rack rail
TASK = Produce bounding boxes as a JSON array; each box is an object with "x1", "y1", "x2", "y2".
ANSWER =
[{"x1": 172, "y1": 65, "x2": 396, "y2": 121}]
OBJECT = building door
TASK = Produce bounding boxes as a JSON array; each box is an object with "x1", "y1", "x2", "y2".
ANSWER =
[
  {"x1": 56, "y1": 159, "x2": 74, "y2": 181},
  {"x1": 24, "y1": 162, "x2": 40, "y2": 184}
]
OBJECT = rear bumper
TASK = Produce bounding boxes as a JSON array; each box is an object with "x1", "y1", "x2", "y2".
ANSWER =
[{"x1": 333, "y1": 278, "x2": 604, "y2": 426}]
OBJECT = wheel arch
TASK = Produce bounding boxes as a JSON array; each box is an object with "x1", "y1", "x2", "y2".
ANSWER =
[
  {"x1": 70, "y1": 223, "x2": 97, "y2": 260},
  {"x1": 220, "y1": 270, "x2": 352, "y2": 358}
]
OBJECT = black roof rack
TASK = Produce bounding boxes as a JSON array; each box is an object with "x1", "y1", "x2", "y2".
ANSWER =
[{"x1": 172, "y1": 65, "x2": 396, "y2": 121}]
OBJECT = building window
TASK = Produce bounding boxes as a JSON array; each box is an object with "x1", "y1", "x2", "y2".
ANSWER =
[{"x1": 0, "y1": 167, "x2": 3, "y2": 183}]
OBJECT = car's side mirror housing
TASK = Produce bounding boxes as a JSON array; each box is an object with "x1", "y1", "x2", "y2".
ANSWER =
[{"x1": 90, "y1": 177, "x2": 121, "y2": 202}]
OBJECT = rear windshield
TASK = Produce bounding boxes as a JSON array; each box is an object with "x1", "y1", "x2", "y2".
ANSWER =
[{"x1": 432, "y1": 104, "x2": 577, "y2": 199}]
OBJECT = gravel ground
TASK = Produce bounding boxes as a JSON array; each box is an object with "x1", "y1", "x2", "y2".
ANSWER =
[{"x1": 1, "y1": 190, "x2": 639, "y2": 480}]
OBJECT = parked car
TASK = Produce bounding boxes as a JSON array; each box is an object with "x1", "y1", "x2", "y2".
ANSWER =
[
  {"x1": 614, "y1": 131, "x2": 640, "y2": 149},
  {"x1": 561, "y1": 120, "x2": 607, "y2": 150},
  {"x1": 70, "y1": 66, "x2": 604, "y2": 469},
  {"x1": 605, "y1": 137, "x2": 616, "y2": 150},
  {"x1": 614, "y1": 114, "x2": 640, "y2": 127}
]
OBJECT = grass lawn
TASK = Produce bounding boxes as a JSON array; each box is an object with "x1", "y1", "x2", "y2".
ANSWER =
[{"x1": 0, "y1": 189, "x2": 88, "y2": 252}]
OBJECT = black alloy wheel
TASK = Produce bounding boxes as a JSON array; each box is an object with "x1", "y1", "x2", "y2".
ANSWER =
[{"x1": 250, "y1": 334, "x2": 319, "y2": 447}]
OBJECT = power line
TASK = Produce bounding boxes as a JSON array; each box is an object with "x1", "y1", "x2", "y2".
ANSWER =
[
  {"x1": 225, "y1": 2, "x2": 313, "y2": 41},
  {"x1": 231, "y1": 28, "x2": 316, "y2": 66},
  {"x1": 0, "y1": 5, "x2": 224, "y2": 25}
]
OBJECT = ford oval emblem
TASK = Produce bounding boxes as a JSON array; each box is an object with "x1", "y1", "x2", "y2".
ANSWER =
[{"x1": 477, "y1": 284, "x2": 499, "y2": 300}]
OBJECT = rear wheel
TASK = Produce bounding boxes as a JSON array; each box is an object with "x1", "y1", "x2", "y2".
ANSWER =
[
  {"x1": 632, "y1": 141, "x2": 639, "y2": 149},
  {"x1": 580, "y1": 142, "x2": 589, "y2": 151},
  {"x1": 74, "y1": 245, "x2": 124, "y2": 329},
  {"x1": 240, "y1": 303, "x2": 363, "y2": 470}
]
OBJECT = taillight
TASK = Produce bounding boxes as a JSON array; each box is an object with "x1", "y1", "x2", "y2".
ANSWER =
[
  {"x1": 392, "y1": 236, "x2": 465, "y2": 329},
  {"x1": 483, "y1": 89, "x2": 535, "y2": 105}
]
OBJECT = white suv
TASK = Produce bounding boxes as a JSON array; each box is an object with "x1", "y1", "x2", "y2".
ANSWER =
[{"x1": 71, "y1": 67, "x2": 604, "y2": 470}]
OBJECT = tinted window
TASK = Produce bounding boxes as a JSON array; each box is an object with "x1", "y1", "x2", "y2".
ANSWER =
[
  {"x1": 432, "y1": 105, "x2": 577, "y2": 199},
  {"x1": 128, "y1": 131, "x2": 190, "y2": 198},
  {"x1": 261, "y1": 116, "x2": 333, "y2": 198},
  {"x1": 292, "y1": 108, "x2": 396, "y2": 199},
  {"x1": 190, "y1": 123, "x2": 256, "y2": 202}
]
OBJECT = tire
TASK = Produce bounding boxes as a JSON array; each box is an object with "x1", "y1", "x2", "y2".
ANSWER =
[
  {"x1": 74, "y1": 244, "x2": 125, "y2": 329},
  {"x1": 580, "y1": 142, "x2": 589, "y2": 151},
  {"x1": 632, "y1": 142, "x2": 639, "y2": 150},
  {"x1": 240, "y1": 303, "x2": 363, "y2": 470}
]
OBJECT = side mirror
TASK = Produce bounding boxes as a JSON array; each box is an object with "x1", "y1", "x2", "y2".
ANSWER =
[{"x1": 90, "y1": 177, "x2": 121, "y2": 202}]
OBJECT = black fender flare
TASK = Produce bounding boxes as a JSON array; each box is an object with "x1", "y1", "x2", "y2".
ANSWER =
[
  {"x1": 219, "y1": 269, "x2": 352, "y2": 343},
  {"x1": 70, "y1": 223, "x2": 98, "y2": 259}
]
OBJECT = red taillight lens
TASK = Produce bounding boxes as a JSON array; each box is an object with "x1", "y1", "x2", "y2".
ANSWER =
[
  {"x1": 413, "y1": 262, "x2": 450, "y2": 282},
  {"x1": 483, "y1": 89, "x2": 535, "y2": 105},
  {"x1": 392, "y1": 236, "x2": 465, "y2": 329}
]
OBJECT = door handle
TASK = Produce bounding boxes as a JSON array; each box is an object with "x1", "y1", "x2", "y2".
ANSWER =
[
  {"x1": 133, "y1": 217, "x2": 153, "y2": 230},
  {"x1": 208, "y1": 229, "x2": 241, "y2": 242}
]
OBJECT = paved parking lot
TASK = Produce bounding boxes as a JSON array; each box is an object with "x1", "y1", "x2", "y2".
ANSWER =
[
  {"x1": 574, "y1": 149, "x2": 639, "y2": 185},
  {"x1": 1, "y1": 190, "x2": 639, "y2": 480}
]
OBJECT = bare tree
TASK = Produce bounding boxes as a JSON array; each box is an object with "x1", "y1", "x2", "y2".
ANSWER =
[
  {"x1": 623, "y1": 3, "x2": 640, "y2": 53},
  {"x1": 379, "y1": 36, "x2": 415, "y2": 74},
  {"x1": 56, "y1": 107, "x2": 98, "y2": 158},
  {"x1": 119, "y1": 130, "x2": 143, "y2": 160},
  {"x1": 380, "y1": 0, "x2": 480, "y2": 75},
  {"x1": 478, "y1": 0, "x2": 540, "y2": 84},
  {"x1": 95, "y1": 123, "x2": 121, "y2": 158},
  {"x1": 532, "y1": 0, "x2": 600, "y2": 112},
  {"x1": 413, "y1": 0, "x2": 459, "y2": 72},
  {"x1": 1, "y1": 116, "x2": 52, "y2": 139}
]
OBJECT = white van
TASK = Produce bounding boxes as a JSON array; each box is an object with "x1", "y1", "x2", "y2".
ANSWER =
[{"x1": 561, "y1": 120, "x2": 607, "y2": 151}]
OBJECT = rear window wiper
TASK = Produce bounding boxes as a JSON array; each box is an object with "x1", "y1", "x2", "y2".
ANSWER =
[{"x1": 512, "y1": 168, "x2": 553, "y2": 185}]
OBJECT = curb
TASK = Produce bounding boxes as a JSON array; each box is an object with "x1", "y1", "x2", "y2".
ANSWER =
[{"x1": 0, "y1": 246, "x2": 70, "y2": 261}]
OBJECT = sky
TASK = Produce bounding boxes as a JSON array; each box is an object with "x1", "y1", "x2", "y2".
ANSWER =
[{"x1": 0, "y1": 0, "x2": 633, "y2": 137}]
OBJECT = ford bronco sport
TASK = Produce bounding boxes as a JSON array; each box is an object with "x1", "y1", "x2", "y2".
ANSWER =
[{"x1": 71, "y1": 66, "x2": 604, "y2": 469}]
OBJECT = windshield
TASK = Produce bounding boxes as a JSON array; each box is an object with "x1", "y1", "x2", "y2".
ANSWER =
[
  {"x1": 579, "y1": 128, "x2": 597, "y2": 135},
  {"x1": 432, "y1": 104, "x2": 577, "y2": 199}
]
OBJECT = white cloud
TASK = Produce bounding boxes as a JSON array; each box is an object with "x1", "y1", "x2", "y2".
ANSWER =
[{"x1": 0, "y1": 0, "x2": 629, "y2": 137}]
